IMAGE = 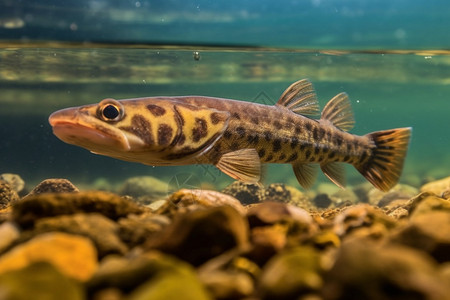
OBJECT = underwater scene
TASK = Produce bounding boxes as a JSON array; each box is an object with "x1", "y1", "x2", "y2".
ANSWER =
[{"x1": 1, "y1": 1, "x2": 450, "y2": 299}]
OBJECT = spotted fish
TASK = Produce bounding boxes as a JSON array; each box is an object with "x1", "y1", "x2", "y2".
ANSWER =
[{"x1": 49, "y1": 79, "x2": 411, "y2": 191}]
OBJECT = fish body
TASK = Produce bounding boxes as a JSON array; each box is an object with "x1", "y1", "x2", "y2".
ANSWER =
[{"x1": 49, "y1": 79, "x2": 411, "y2": 191}]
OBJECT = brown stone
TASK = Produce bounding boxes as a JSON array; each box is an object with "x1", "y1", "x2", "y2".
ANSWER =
[
  {"x1": 420, "y1": 176, "x2": 450, "y2": 197},
  {"x1": 322, "y1": 240, "x2": 450, "y2": 300},
  {"x1": 27, "y1": 178, "x2": 79, "y2": 195},
  {"x1": 0, "y1": 173, "x2": 25, "y2": 193},
  {"x1": 146, "y1": 206, "x2": 249, "y2": 266},
  {"x1": 222, "y1": 181, "x2": 264, "y2": 204},
  {"x1": 0, "y1": 232, "x2": 98, "y2": 281},
  {"x1": 389, "y1": 211, "x2": 450, "y2": 263},
  {"x1": 0, "y1": 179, "x2": 19, "y2": 210},
  {"x1": 12, "y1": 191, "x2": 146, "y2": 228},
  {"x1": 32, "y1": 213, "x2": 128, "y2": 257},
  {"x1": 118, "y1": 214, "x2": 170, "y2": 248}
]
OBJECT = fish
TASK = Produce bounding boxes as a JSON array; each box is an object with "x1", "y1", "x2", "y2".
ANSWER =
[{"x1": 49, "y1": 79, "x2": 411, "y2": 192}]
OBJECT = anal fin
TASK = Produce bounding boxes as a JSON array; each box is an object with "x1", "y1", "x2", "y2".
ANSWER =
[
  {"x1": 321, "y1": 162, "x2": 346, "y2": 189},
  {"x1": 292, "y1": 163, "x2": 318, "y2": 189},
  {"x1": 216, "y1": 149, "x2": 261, "y2": 183}
]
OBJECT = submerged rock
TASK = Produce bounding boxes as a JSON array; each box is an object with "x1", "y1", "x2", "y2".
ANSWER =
[
  {"x1": 0, "y1": 179, "x2": 19, "y2": 210},
  {"x1": 420, "y1": 176, "x2": 450, "y2": 197},
  {"x1": 0, "y1": 262, "x2": 84, "y2": 300},
  {"x1": 222, "y1": 181, "x2": 264, "y2": 204},
  {"x1": 258, "y1": 247, "x2": 323, "y2": 299},
  {"x1": 322, "y1": 240, "x2": 450, "y2": 300},
  {"x1": 0, "y1": 173, "x2": 25, "y2": 194},
  {"x1": 146, "y1": 205, "x2": 249, "y2": 266},
  {"x1": 27, "y1": 178, "x2": 79, "y2": 195},
  {"x1": 118, "y1": 176, "x2": 169, "y2": 203},
  {"x1": 0, "y1": 232, "x2": 98, "y2": 281},
  {"x1": 12, "y1": 191, "x2": 146, "y2": 228}
]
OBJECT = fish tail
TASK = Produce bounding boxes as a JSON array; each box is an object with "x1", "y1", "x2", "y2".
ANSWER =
[{"x1": 356, "y1": 127, "x2": 412, "y2": 192}]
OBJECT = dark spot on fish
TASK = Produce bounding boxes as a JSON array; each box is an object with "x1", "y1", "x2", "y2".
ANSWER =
[
  {"x1": 328, "y1": 152, "x2": 336, "y2": 160},
  {"x1": 157, "y1": 124, "x2": 173, "y2": 146},
  {"x1": 210, "y1": 112, "x2": 225, "y2": 125},
  {"x1": 264, "y1": 131, "x2": 272, "y2": 141},
  {"x1": 318, "y1": 128, "x2": 326, "y2": 140},
  {"x1": 265, "y1": 154, "x2": 274, "y2": 162},
  {"x1": 309, "y1": 155, "x2": 316, "y2": 162},
  {"x1": 294, "y1": 125, "x2": 301, "y2": 135},
  {"x1": 176, "y1": 133, "x2": 186, "y2": 146},
  {"x1": 291, "y1": 137, "x2": 299, "y2": 149},
  {"x1": 346, "y1": 143, "x2": 353, "y2": 152},
  {"x1": 223, "y1": 131, "x2": 232, "y2": 139},
  {"x1": 258, "y1": 149, "x2": 266, "y2": 158},
  {"x1": 335, "y1": 135, "x2": 343, "y2": 147},
  {"x1": 236, "y1": 126, "x2": 246, "y2": 138},
  {"x1": 313, "y1": 128, "x2": 319, "y2": 140},
  {"x1": 286, "y1": 153, "x2": 298, "y2": 163},
  {"x1": 305, "y1": 149, "x2": 311, "y2": 160},
  {"x1": 305, "y1": 122, "x2": 312, "y2": 132},
  {"x1": 251, "y1": 117, "x2": 259, "y2": 125},
  {"x1": 232, "y1": 112, "x2": 241, "y2": 120},
  {"x1": 272, "y1": 139, "x2": 282, "y2": 152},
  {"x1": 322, "y1": 146, "x2": 329, "y2": 154},
  {"x1": 273, "y1": 120, "x2": 282, "y2": 129},
  {"x1": 318, "y1": 155, "x2": 324, "y2": 161},
  {"x1": 247, "y1": 134, "x2": 259, "y2": 144},
  {"x1": 147, "y1": 104, "x2": 166, "y2": 117},
  {"x1": 343, "y1": 155, "x2": 352, "y2": 162},
  {"x1": 314, "y1": 147, "x2": 320, "y2": 155},
  {"x1": 192, "y1": 117, "x2": 208, "y2": 142},
  {"x1": 279, "y1": 154, "x2": 286, "y2": 161},
  {"x1": 230, "y1": 142, "x2": 239, "y2": 151},
  {"x1": 119, "y1": 114, "x2": 153, "y2": 145}
]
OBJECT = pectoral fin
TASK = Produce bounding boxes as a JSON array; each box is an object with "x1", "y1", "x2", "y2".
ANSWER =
[{"x1": 216, "y1": 149, "x2": 261, "y2": 183}]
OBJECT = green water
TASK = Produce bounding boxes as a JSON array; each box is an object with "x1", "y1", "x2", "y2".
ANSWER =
[{"x1": 1, "y1": 45, "x2": 449, "y2": 191}]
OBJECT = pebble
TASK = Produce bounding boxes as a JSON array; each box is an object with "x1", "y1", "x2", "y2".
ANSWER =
[
  {"x1": 27, "y1": 178, "x2": 79, "y2": 195},
  {"x1": 420, "y1": 176, "x2": 450, "y2": 197},
  {"x1": 0, "y1": 232, "x2": 98, "y2": 281},
  {"x1": 0, "y1": 173, "x2": 25, "y2": 193},
  {"x1": 0, "y1": 179, "x2": 19, "y2": 210},
  {"x1": 12, "y1": 190, "x2": 146, "y2": 228}
]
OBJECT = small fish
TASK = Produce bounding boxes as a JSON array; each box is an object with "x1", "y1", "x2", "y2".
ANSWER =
[{"x1": 49, "y1": 79, "x2": 411, "y2": 191}]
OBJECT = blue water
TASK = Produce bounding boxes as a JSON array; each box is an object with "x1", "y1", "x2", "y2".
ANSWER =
[{"x1": 0, "y1": 1, "x2": 449, "y2": 191}]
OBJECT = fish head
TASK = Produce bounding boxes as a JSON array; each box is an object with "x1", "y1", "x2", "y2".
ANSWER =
[{"x1": 49, "y1": 97, "x2": 230, "y2": 164}]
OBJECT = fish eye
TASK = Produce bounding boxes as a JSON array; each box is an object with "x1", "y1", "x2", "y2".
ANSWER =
[{"x1": 97, "y1": 99, "x2": 124, "y2": 122}]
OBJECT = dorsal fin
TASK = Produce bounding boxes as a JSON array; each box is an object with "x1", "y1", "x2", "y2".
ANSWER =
[
  {"x1": 320, "y1": 92, "x2": 354, "y2": 131},
  {"x1": 276, "y1": 79, "x2": 320, "y2": 118}
]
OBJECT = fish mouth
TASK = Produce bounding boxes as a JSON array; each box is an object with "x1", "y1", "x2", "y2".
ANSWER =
[{"x1": 49, "y1": 112, "x2": 131, "y2": 151}]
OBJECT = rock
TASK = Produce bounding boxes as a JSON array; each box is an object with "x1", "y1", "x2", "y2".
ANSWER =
[
  {"x1": 0, "y1": 173, "x2": 25, "y2": 193},
  {"x1": 0, "y1": 222, "x2": 20, "y2": 253},
  {"x1": 222, "y1": 181, "x2": 264, "y2": 204},
  {"x1": 420, "y1": 176, "x2": 450, "y2": 197},
  {"x1": 27, "y1": 178, "x2": 79, "y2": 195},
  {"x1": 32, "y1": 213, "x2": 128, "y2": 257},
  {"x1": 258, "y1": 247, "x2": 323, "y2": 299},
  {"x1": 0, "y1": 179, "x2": 19, "y2": 209},
  {"x1": 246, "y1": 202, "x2": 317, "y2": 264},
  {"x1": 407, "y1": 192, "x2": 450, "y2": 217},
  {"x1": 313, "y1": 194, "x2": 332, "y2": 208},
  {"x1": 0, "y1": 232, "x2": 98, "y2": 281},
  {"x1": 199, "y1": 269, "x2": 254, "y2": 299},
  {"x1": 322, "y1": 240, "x2": 450, "y2": 300},
  {"x1": 389, "y1": 211, "x2": 450, "y2": 263},
  {"x1": 118, "y1": 176, "x2": 169, "y2": 203},
  {"x1": 366, "y1": 184, "x2": 418, "y2": 206},
  {"x1": 161, "y1": 188, "x2": 246, "y2": 215},
  {"x1": 284, "y1": 185, "x2": 314, "y2": 210},
  {"x1": 247, "y1": 201, "x2": 313, "y2": 228},
  {"x1": 146, "y1": 206, "x2": 249, "y2": 266},
  {"x1": 330, "y1": 188, "x2": 359, "y2": 206},
  {"x1": 88, "y1": 251, "x2": 211, "y2": 300},
  {"x1": 0, "y1": 262, "x2": 84, "y2": 300},
  {"x1": 12, "y1": 191, "x2": 146, "y2": 228},
  {"x1": 333, "y1": 204, "x2": 397, "y2": 239},
  {"x1": 263, "y1": 183, "x2": 291, "y2": 203},
  {"x1": 118, "y1": 214, "x2": 170, "y2": 249}
]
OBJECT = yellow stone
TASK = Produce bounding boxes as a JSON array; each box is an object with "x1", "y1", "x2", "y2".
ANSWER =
[{"x1": 0, "y1": 232, "x2": 98, "y2": 281}]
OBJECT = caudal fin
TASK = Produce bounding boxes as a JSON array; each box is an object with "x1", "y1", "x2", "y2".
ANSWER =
[{"x1": 356, "y1": 127, "x2": 412, "y2": 192}]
